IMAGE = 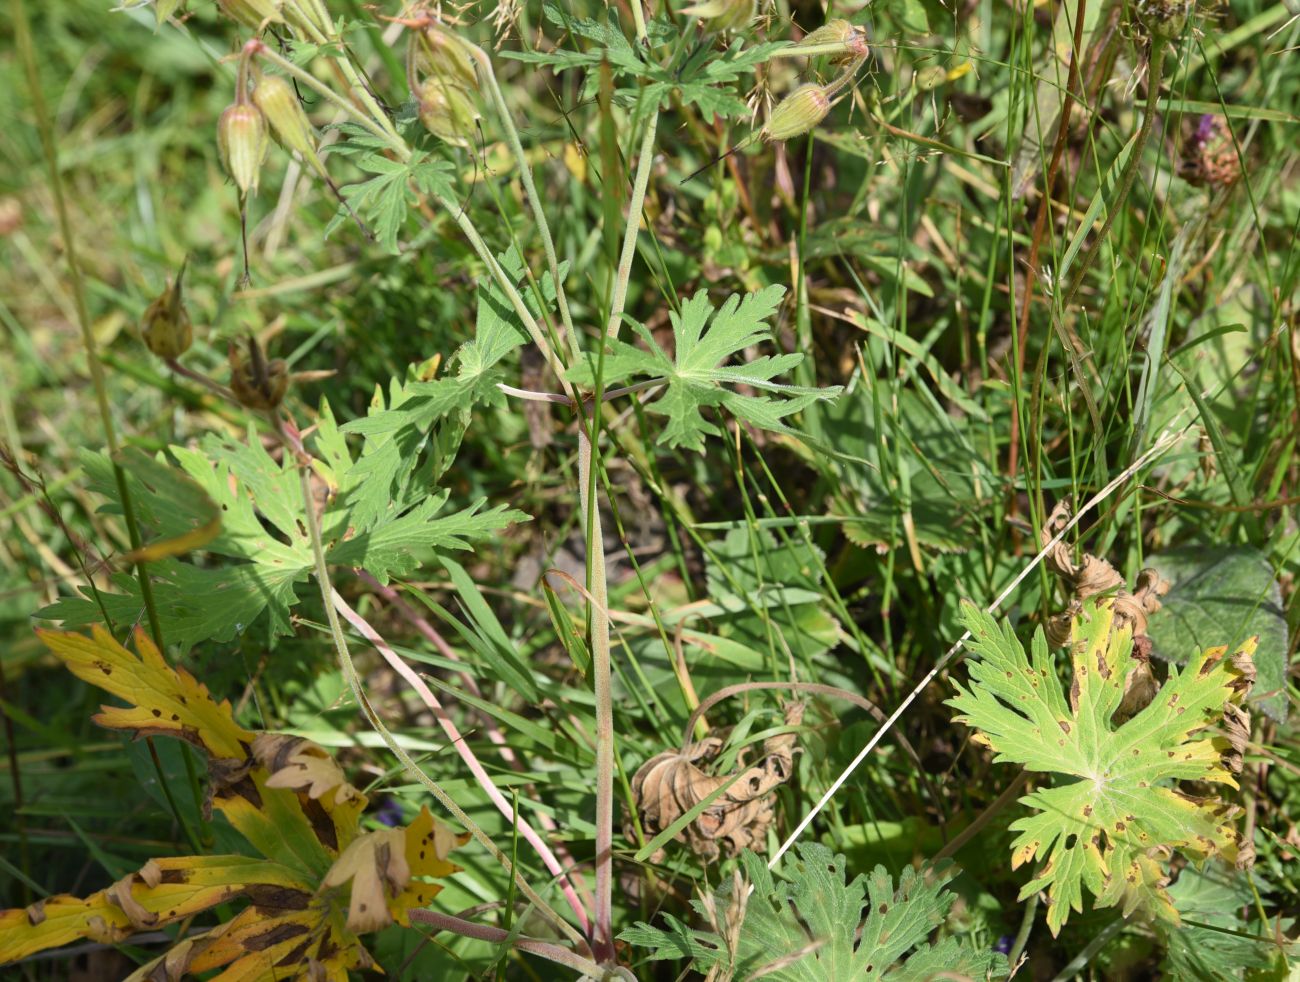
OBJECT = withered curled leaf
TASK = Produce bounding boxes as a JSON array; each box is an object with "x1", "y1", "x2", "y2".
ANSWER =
[
  {"x1": 630, "y1": 702, "x2": 803, "y2": 862},
  {"x1": 1042, "y1": 499, "x2": 1171, "y2": 724}
]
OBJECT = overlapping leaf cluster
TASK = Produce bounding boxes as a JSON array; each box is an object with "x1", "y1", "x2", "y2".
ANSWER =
[
  {"x1": 39, "y1": 251, "x2": 541, "y2": 647},
  {"x1": 622, "y1": 843, "x2": 1006, "y2": 980},
  {"x1": 0, "y1": 626, "x2": 465, "y2": 979},
  {"x1": 948, "y1": 599, "x2": 1255, "y2": 935}
]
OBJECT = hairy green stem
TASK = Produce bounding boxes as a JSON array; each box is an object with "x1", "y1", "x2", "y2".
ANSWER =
[
  {"x1": 436, "y1": 195, "x2": 573, "y2": 398},
  {"x1": 295, "y1": 455, "x2": 586, "y2": 950},
  {"x1": 410, "y1": 910, "x2": 622, "y2": 979},
  {"x1": 1061, "y1": 40, "x2": 1167, "y2": 311},
  {"x1": 577, "y1": 428, "x2": 614, "y2": 963},
  {"x1": 578, "y1": 95, "x2": 662, "y2": 966}
]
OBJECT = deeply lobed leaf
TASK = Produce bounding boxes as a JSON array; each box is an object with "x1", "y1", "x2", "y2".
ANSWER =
[{"x1": 948, "y1": 599, "x2": 1253, "y2": 934}]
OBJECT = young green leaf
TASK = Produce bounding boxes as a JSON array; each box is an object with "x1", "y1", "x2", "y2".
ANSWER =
[
  {"x1": 571, "y1": 285, "x2": 840, "y2": 451},
  {"x1": 947, "y1": 599, "x2": 1254, "y2": 935},
  {"x1": 622, "y1": 843, "x2": 1006, "y2": 980}
]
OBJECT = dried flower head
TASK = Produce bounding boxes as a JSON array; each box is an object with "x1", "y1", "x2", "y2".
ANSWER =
[
  {"x1": 761, "y1": 83, "x2": 831, "y2": 143},
  {"x1": 790, "y1": 19, "x2": 870, "y2": 63},
  {"x1": 1179, "y1": 114, "x2": 1241, "y2": 189},
  {"x1": 139, "y1": 258, "x2": 193, "y2": 359},
  {"x1": 252, "y1": 73, "x2": 320, "y2": 167},
  {"x1": 217, "y1": 101, "x2": 268, "y2": 196},
  {"x1": 229, "y1": 336, "x2": 289, "y2": 411}
]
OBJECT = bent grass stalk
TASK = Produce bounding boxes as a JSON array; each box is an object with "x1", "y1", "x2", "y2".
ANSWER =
[
  {"x1": 331, "y1": 590, "x2": 592, "y2": 935},
  {"x1": 295, "y1": 451, "x2": 589, "y2": 953}
]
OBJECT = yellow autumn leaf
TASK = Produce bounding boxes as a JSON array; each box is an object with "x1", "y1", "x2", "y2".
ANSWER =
[
  {"x1": 0, "y1": 855, "x2": 307, "y2": 964},
  {"x1": 37, "y1": 625, "x2": 253, "y2": 759}
]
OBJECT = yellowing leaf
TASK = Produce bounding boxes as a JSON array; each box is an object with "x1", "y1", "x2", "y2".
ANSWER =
[
  {"x1": 0, "y1": 855, "x2": 307, "y2": 965},
  {"x1": 320, "y1": 806, "x2": 465, "y2": 932},
  {"x1": 37, "y1": 626, "x2": 253, "y2": 758},
  {"x1": 3, "y1": 627, "x2": 467, "y2": 975},
  {"x1": 948, "y1": 599, "x2": 1254, "y2": 935}
]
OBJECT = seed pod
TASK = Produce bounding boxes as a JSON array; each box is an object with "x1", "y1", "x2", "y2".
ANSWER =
[
  {"x1": 217, "y1": 101, "x2": 269, "y2": 196},
  {"x1": 790, "y1": 19, "x2": 870, "y2": 62},
  {"x1": 682, "y1": 0, "x2": 755, "y2": 33},
  {"x1": 416, "y1": 23, "x2": 479, "y2": 89},
  {"x1": 252, "y1": 74, "x2": 327, "y2": 177},
  {"x1": 229, "y1": 337, "x2": 289, "y2": 411},
  {"x1": 139, "y1": 258, "x2": 193, "y2": 359},
  {"x1": 417, "y1": 78, "x2": 480, "y2": 148},
  {"x1": 761, "y1": 84, "x2": 831, "y2": 143}
]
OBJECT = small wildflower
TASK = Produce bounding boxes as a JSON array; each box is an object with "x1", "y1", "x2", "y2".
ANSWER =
[
  {"x1": 217, "y1": 101, "x2": 268, "y2": 196},
  {"x1": 139, "y1": 258, "x2": 193, "y2": 359},
  {"x1": 373, "y1": 798, "x2": 405, "y2": 828},
  {"x1": 682, "y1": 0, "x2": 756, "y2": 34},
  {"x1": 1179, "y1": 114, "x2": 1240, "y2": 189},
  {"x1": 229, "y1": 336, "x2": 289, "y2": 411},
  {"x1": 761, "y1": 84, "x2": 831, "y2": 143}
]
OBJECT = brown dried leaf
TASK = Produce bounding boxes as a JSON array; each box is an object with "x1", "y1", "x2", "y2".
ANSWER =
[
  {"x1": 1041, "y1": 499, "x2": 1170, "y2": 646},
  {"x1": 630, "y1": 703, "x2": 804, "y2": 861}
]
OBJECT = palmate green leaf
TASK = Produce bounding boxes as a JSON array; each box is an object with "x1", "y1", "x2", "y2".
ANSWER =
[
  {"x1": 622, "y1": 843, "x2": 1006, "y2": 980},
  {"x1": 947, "y1": 599, "x2": 1253, "y2": 935},
  {"x1": 571, "y1": 285, "x2": 839, "y2": 451},
  {"x1": 326, "y1": 150, "x2": 456, "y2": 254},
  {"x1": 41, "y1": 398, "x2": 526, "y2": 645},
  {"x1": 38, "y1": 446, "x2": 311, "y2": 646}
]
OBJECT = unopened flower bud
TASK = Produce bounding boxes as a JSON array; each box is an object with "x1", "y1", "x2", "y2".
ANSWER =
[
  {"x1": 252, "y1": 74, "x2": 322, "y2": 168},
  {"x1": 229, "y1": 337, "x2": 289, "y2": 411},
  {"x1": 217, "y1": 101, "x2": 268, "y2": 195},
  {"x1": 682, "y1": 0, "x2": 755, "y2": 33},
  {"x1": 139, "y1": 258, "x2": 193, "y2": 359},
  {"x1": 790, "y1": 19, "x2": 870, "y2": 62},
  {"x1": 418, "y1": 78, "x2": 480, "y2": 147},
  {"x1": 762, "y1": 84, "x2": 831, "y2": 142},
  {"x1": 416, "y1": 24, "x2": 480, "y2": 89}
]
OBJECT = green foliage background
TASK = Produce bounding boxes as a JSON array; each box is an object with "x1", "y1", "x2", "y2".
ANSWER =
[{"x1": 1, "y1": 0, "x2": 1297, "y2": 978}]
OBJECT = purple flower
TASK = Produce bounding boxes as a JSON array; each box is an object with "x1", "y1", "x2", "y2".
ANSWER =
[
  {"x1": 373, "y1": 797, "x2": 404, "y2": 827},
  {"x1": 995, "y1": 935, "x2": 1014, "y2": 955}
]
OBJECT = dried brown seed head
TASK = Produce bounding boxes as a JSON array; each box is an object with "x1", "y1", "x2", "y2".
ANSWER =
[
  {"x1": 228, "y1": 337, "x2": 289, "y2": 411},
  {"x1": 139, "y1": 258, "x2": 193, "y2": 359}
]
